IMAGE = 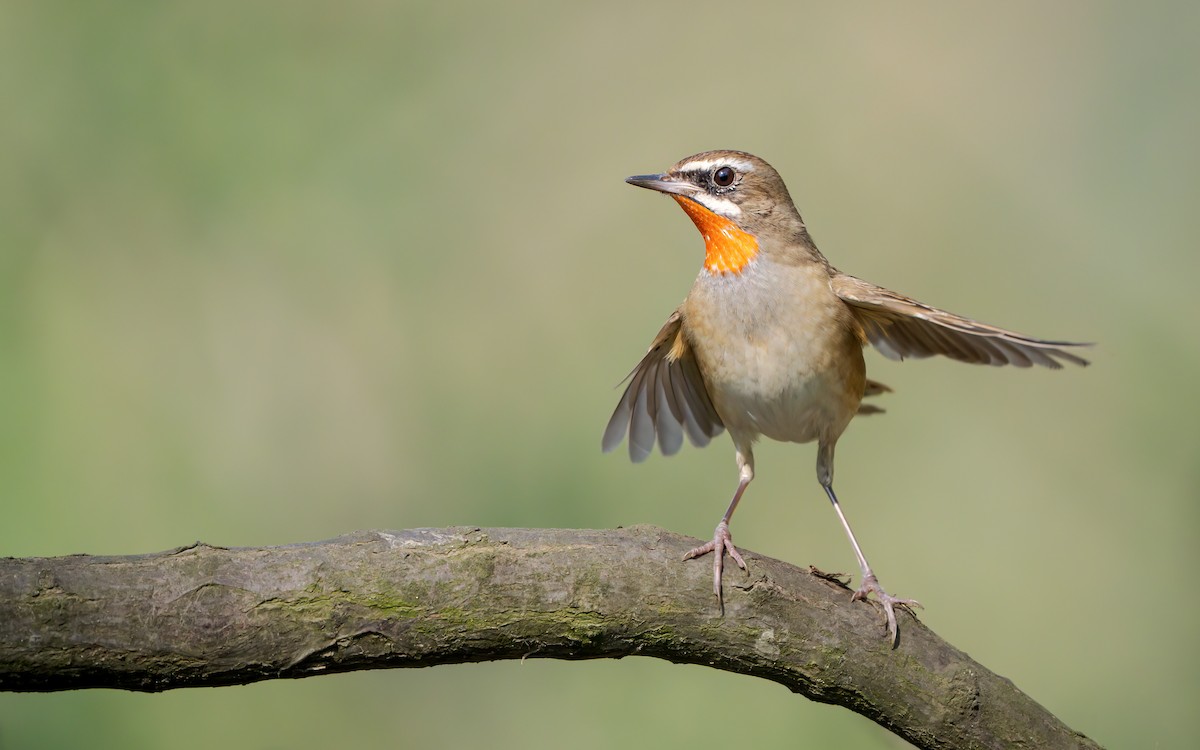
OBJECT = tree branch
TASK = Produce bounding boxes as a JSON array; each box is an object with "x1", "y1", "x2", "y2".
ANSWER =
[{"x1": 0, "y1": 526, "x2": 1098, "y2": 749}]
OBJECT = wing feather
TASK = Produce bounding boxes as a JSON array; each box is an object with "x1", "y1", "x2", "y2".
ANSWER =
[
  {"x1": 832, "y1": 274, "x2": 1090, "y2": 369},
  {"x1": 679, "y1": 349, "x2": 723, "y2": 434},
  {"x1": 602, "y1": 310, "x2": 725, "y2": 462},
  {"x1": 668, "y1": 355, "x2": 709, "y2": 446},
  {"x1": 628, "y1": 366, "x2": 656, "y2": 462},
  {"x1": 654, "y1": 360, "x2": 684, "y2": 456}
]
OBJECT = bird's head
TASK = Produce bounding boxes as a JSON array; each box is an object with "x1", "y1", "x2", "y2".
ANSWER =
[{"x1": 626, "y1": 150, "x2": 810, "y2": 275}]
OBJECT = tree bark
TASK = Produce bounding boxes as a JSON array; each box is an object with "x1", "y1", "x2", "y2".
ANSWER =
[{"x1": 0, "y1": 525, "x2": 1099, "y2": 749}]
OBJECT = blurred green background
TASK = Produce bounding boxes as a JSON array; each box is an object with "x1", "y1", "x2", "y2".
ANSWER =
[{"x1": 2, "y1": 1, "x2": 1197, "y2": 747}]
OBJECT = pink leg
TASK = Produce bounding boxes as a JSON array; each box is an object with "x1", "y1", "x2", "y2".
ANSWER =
[
  {"x1": 684, "y1": 449, "x2": 753, "y2": 609},
  {"x1": 823, "y1": 482, "x2": 921, "y2": 646}
]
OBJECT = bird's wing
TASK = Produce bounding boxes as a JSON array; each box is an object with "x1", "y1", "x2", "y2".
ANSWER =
[
  {"x1": 831, "y1": 274, "x2": 1090, "y2": 369},
  {"x1": 602, "y1": 310, "x2": 725, "y2": 462}
]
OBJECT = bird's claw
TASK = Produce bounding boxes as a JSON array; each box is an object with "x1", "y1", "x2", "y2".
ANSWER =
[
  {"x1": 853, "y1": 573, "x2": 922, "y2": 646},
  {"x1": 684, "y1": 521, "x2": 747, "y2": 606}
]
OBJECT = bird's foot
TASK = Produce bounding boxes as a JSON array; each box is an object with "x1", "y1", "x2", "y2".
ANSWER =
[
  {"x1": 683, "y1": 521, "x2": 747, "y2": 609},
  {"x1": 853, "y1": 573, "x2": 922, "y2": 646}
]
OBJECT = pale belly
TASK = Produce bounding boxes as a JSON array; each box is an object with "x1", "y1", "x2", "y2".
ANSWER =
[
  {"x1": 681, "y1": 260, "x2": 865, "y2": 445},
  {"x1": 707, "y1": 354, "x2": 861, "y2": 444}
]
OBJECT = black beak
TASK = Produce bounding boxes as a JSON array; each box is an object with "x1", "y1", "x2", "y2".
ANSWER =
[{"x1": 625, "y1": 172, "x2": 696, "y2": 197}]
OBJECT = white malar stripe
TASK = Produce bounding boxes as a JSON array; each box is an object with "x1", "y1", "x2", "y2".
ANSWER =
[
  {"x1": 676, "y1": 158, "x2": 757, "y2": 174},
  {"x1": 690, "y1": 192, "x2": 742, "y2": 218}
]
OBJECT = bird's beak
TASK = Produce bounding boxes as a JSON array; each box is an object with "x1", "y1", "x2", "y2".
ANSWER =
[{"x1": 625, "y1": 172, "x2": 697, "y2": 197}]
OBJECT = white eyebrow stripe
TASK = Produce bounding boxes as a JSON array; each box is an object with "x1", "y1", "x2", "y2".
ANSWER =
[
  {"x1": 690, "y1": 193, "x2": 742, "y2": 218},
  {"x1": 676, "y1": 158, "x2": 757, "y2": 174}
]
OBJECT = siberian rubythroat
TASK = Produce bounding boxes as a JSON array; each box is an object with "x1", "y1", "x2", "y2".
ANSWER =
[{"x1": 603, "y1": 150, "x2": 1088, "y2": 644}]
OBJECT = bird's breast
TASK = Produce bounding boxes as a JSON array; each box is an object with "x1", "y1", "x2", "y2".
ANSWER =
[{"x1": 681, "y1": 258, "x2": 865, "y2": 444}]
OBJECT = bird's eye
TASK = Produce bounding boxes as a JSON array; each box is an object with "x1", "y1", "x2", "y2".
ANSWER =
[{"x1": 713, "y1": 166, "x2": 736, "y2": 187}]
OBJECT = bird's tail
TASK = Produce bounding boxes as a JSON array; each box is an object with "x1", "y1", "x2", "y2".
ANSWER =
[{"x1": 857, "y1": 379, "x2": 892, "y2": 415}]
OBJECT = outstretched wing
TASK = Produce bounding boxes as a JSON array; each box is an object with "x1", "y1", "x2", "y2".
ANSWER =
[
  {"x1": 602, "y1": 310, "x2": 724, "y2": 462},
  {"x1": 831, "y1": 274, "x2": 1090, "y2": 369}
]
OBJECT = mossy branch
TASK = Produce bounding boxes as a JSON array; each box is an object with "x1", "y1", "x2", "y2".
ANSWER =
[{"x1": 0, "y1": 526, "x2": 1098, "y2": 749}]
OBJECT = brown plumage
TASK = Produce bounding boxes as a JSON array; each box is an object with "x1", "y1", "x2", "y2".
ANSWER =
[{"x1": 603, "y1": 149, "x2": 1089, "y2": 645}]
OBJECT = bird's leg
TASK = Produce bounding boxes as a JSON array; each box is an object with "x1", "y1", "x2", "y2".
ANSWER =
[
  {"x1": 684, "y1": 449, "x2": 753, "y2": 609},
  {"x1": 818, "y1": 442, "x2": 920, "y2": 645},
  {"x1": 821, "y1": 482, "x2": 921, "y2": 644}
]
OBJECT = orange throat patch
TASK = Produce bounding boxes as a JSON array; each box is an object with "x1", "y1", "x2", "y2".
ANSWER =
[{"x1": 672, "y1": 195, "x2": 760, "y2": 275}]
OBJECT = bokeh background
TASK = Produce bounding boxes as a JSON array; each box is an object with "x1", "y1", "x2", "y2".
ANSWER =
[{"x1": 2, "y1": 1, "x2": 1197, "y2": 748}]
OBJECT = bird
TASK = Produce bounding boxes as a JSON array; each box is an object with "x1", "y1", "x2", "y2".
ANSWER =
[{"x1": 602, "y1": 149, "x2": 1089, "y2": 645}]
